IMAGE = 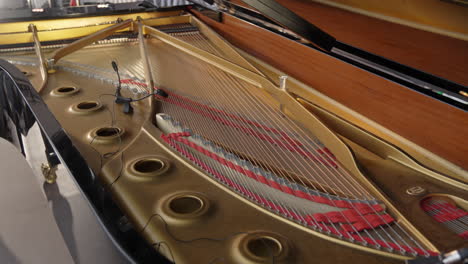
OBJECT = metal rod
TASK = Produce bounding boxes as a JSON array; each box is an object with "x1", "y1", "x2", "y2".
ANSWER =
[
  {"x1": 137, "y1": 19, "x2": 157, "y2": 121},
  {"x1": 49, "y1": 19, "x2": 133, "y2": 67},
  {"x1": 28, "y1": 24, "x2": 48, "y2": 91}
]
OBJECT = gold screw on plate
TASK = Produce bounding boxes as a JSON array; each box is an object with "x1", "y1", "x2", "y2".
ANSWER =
[
  {"x1": 41, "y1": 163, "x2": 57, "y2": 184},
  {"x1": 406, "y1": 186, "x2": 426, "y2": 196}
]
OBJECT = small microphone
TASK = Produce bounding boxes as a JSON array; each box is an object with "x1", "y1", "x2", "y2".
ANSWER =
[
  {"x1": 111, "y1": 61, "x2": 119, "y2": 73},
  {"x1": 111, "y1": 61, "x2": 133, "y2": 114},
  {"x1": 111, "y1": 60, "x2": 122, "y2": 98}
]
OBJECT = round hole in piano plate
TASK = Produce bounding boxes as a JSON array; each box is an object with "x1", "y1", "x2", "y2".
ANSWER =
[
  {"x1": 169, "y1": 196, "x2": 204, "y2": 215},
  {"x1": 88, "y1": 126, "x2": 124, "y2": 144},
  {"x1": 246, "y1": 236, "x2": 282, "y2": 259},
  {"x1": 232, "y1": 232, "x2": 290, "y2": 263},
  {"x1": 77, "y1": 101, "x2": 98, "y2": 110},
  {"x1": 96, "y1": 127, "x2": 122, "y2": 137},
  {"x1": 22, "y1": 71, "x2": 32, "y2": 77},
  {"x1": 160, "y1": 192, "x2": 211, "y2": 224},
  {"x1": 70, "y1": 101, "x2": 102, "y2": 114},
  {"x1": 128, "y1": 157, "x2": 169, "y2": 178},
  {"x1": 134, "y1": 159, "x2": 165, "y2": 174},
  {"x1": 52, "y1": 86, "x2": 80, "y2": 96}
]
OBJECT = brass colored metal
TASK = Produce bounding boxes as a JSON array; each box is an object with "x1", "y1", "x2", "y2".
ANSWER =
[
  {"x1": 28, "y1": 24, "x2": 47, "y2": 78},
  {"x1": 406, "y1": 186, "x2": 427, "y2": 196},
  {"x1": 142, "y1": 14, "x2": 192, "y2": 28},
  {"x1": 159, "y1": 192, "x2": 211, "y2": 226},
  {"x1": 29, "y1": 24, "x2": 49, "y2": 91},
  {"x1": 0, "y1": 11, "x2": 181, "y2": 45},
  {"x1": 27, "y1": 62, "x2": 407, "y2": 262},
  {"x1": 51, "y1": 86, "x2": 80, "y2": 97},
  {"x1": 41, "y1": 163, "x2": 57, "y2": 184},
  {"x1": 88, "y1": 126, "x2": 125, "y2": 145},
  {"x1": 143, "y1": 24, "x2": 410, "y2": 213},
  {"x1": 0, "y1": 12, "x2": 178, "y2": 34},
  {"x1": 231, "y1": 231, "x2": 292, "y2": 264},
  {"x1": 6, "y1": 12, "x2": 468, "y2": 264},
  {"x1": 69, "y1": 101, "x2": 102, "y2": 115},
  {"x1": 141, "y1": 17, "x2": 439, "y2": 253},
  {"x1": 138, "y1": 125, "x2": 407, "y2": 262},
  {"x1": 137, "y1": 19, "x2": 155, "y2": 92},
  {"x1": 49, "y1": 19, "x2": 133, "y2": 67},
  {"x1": 137, "y1": 20, "x2": 157, "y2": 120},
  {"x1": 0, "y1": 25, "x2": 125, "y2": 46},
  {"x1": 127, "y1": 157, "x2": 170, "y2": 178},
  {"x1": 144, "y1": 25, "x2": 268, "y2": 87}
]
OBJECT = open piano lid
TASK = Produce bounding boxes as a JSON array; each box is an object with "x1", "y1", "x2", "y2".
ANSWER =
[{"x1": 189, "y1": 0, "x2": 468, "y2": 110}]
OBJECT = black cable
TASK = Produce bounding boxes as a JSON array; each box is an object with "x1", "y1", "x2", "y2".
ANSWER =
[
  {"x1": 146, "y1": 213, "x2": 276, "y2": 264},
  {"x1": 110, "y1": 60, "x2": 168, "y2": 115},
  {"x1": 147, "y1": 214, "x2": 247, "y2": 244},
  {"x1": 87, "y1": 93, "x2": 125, "y2": 182}
]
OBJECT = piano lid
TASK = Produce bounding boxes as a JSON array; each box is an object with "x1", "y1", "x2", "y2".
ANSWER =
[{"x1": 190, "y1": 0, "x2": 468, "y2": 110}]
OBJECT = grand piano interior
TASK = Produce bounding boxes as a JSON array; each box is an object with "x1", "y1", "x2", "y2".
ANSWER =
[{"x1": 0, "y1": 1, "x2": 466, "y2": 264}]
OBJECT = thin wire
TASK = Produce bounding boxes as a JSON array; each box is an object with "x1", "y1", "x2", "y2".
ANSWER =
[
  {"x1": 151, "y1": 31, "x2": 425, "y2": 254},
  {"x1": 175, "y1": 30, "x2": 424, "y2": 254},
  {"x1": 156, "y1": 34, "x2": 370, "y2": 242},
  {"x1": 86, "y1": 93, "x2": 125, "y2": 186},
  {"x1": 87, "y1": 94, "x2": 123, "y2": 171},
  {"x1": 146, "y1": 213, "x2": 276, "y2": 264},
  {"x1": 153, "y1": 241, "x2": 176, "y2": 264}
]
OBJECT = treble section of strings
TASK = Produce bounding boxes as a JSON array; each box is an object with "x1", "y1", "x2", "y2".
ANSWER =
[
  {"x1": 155, "y1": 32, "x2": 370, "y2": 201},
  {"x1": 149, "y1": 28, "x2": 433, "y2": 256}
]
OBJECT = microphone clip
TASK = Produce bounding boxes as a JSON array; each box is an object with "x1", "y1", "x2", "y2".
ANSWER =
[{"x1": 111, "y1": 60, "x2": 133, "y2": 114}]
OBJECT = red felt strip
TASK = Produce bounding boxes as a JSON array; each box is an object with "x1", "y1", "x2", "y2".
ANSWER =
[
  {"x1": 170, "y1": 132, "x2": 394, "y2": 230},
  {"x1": 169, "y1": 133, "x2": 356, "y2": 209},
  {"x1": 159, "y1": 92, "x2": 337, "y2": 167},
  {"x1": 459, "y1": 231, "x2": 468, "y2": 240},
  {"x1": 422, "y1": 201, "x2": 468, "y2": 223},
  {"x1": 162, "y1": 133, "x2": 437, "y2": 256}
]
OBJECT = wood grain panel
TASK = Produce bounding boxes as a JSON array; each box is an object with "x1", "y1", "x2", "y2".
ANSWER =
[
  {"x1": 192, "y1": 10, "x2": 468, "y2": 170},
  {"x1": 230, "y1": 0, "x2": 468, "y2": 86}
]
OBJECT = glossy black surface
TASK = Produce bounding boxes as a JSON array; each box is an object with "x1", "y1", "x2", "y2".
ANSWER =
[{"x1": 240, "y1": 0, "x2": 336, "y2": 51}]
